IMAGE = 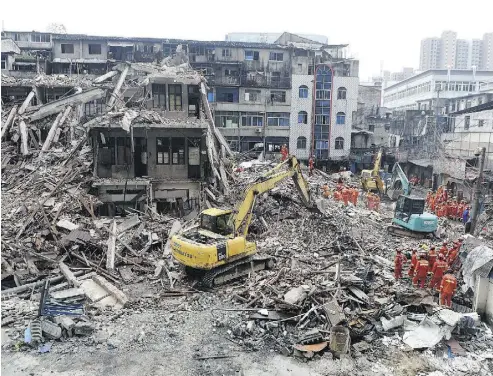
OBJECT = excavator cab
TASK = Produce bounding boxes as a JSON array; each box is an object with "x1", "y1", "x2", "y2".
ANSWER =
[
  {"x1": 200, "y1": 208, "x2": 233, "y2": 236},
  {"x1": 390, "y1": 195, "x2": 438, "y2": 235}
]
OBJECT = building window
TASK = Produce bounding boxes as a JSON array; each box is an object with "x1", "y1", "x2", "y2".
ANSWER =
[
  {"x1": 115, "y1": 137, "x2": 132, "y2": 165},
  {"x1": 244, "y1": 89, "x2": 260, "y2": 102},
  {"x1": 217, "y1": 88, "x2": 239, "y2": 103},
  {"x1": 316, "y1": 84, "x2": 331, "y2": 99},
  {"x1": 269, "y1": 52, "x2": 283, "y2": 61},
  {"x1": 88, "y1": 44, "x2": 102, "y2": 55},
  {"x1": 336, "y1": 112, "x2": 346, "y2": 125},
  {"x1": 337, "y1": 87, "x2": 347, "y2": 100},
  {"x1": 368, "y1": 124, "x2": 375, "y2": 132},
  {"x1": 31, "y1": 33, "x2": 50, "y2": 43},
  {"x1": 152, "y1": 84, "x2": 166, "y2": 108},
  {"x1": 222, "y1": 49, "x2": 231, "y2": 57},
  {"x1": 61, "y1": 44, "x2": 74, "y2": 54},
  {"x1": 298, "y1": 111, "x2": 308, "y2": 124},
  {"x1": 143, "y1": 45, "x2": 154, "y2": 53},
  {"x1": 1, "y1": 59, "x2": 6, "y2": 69},
  {"x1": 267, "y1": 113, "x2": 290, "y2": 126},
  {"x1": 168, "y1": 84, "x2": 182, "y2": 110},
  {"x1": 478, "y1": 119, "x2": 484, "y2": 127},
  {"x1": 215, "y1": 111, "x2": 239, "y2": 128},
  {"x1": 299, "y1": 85, "x2": 308, "y2": 98},
  {"x1": 84, "y1": 98, "x2": 104, "y2": 116},
  {"x1": 270, "y1": 90, "x2": 286, "y2": 103},
  {"x1": 297, "y1": 136, "x2": 307, "y2": 149},
  {"x1": 156, "y1": 137, "x2": 170, "y2": 164},
  {"x1": 465, "y1": 116, "x2": 470, "y2": 130},
  {"x1": 335, "y1": 137, "x2": 344, "y2": 150},
  {"x1": 171, "y1": 137, "x2": 185, "y2": 165},
  {"x1": 244, "y1": 50, "x2": 259, "y2": 61},
  {"x1": 241, "y1": 112, "x2": 264, "y2": 127}
]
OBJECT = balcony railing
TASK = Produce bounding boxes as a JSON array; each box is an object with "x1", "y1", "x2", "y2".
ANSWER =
[
  {"x1": 208, "y1": 75, "x2": 240, "y2": 86},
  {"x1": 240, "y1": 76, "x2": 291, "y2": 89}
]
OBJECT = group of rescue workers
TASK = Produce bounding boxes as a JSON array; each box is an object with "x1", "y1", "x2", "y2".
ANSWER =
[
  {"x1": 426, "y1": 186, "x2": 470, "y2": 222},
  {"x1": 394, "y1": 238, "x2": 464, "y2": 308},
  {"x1": 320, "y1": 178, "x2": 381, "y2": 211}
]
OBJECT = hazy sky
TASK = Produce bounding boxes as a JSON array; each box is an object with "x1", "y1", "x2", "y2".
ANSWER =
[{"x1": 3, "y1": 0, "x2": 493, "y2": 80}]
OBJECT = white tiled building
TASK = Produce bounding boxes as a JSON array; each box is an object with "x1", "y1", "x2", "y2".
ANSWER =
[{"x1": 289, "y1": 75, "x2": 313, "y2": 160}]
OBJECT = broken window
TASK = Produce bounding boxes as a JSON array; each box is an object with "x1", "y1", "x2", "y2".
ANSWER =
[
  {"x1": 168, "y1": 84, "x2": 182, "y2": 111},
  {"x1": 61, "y1": 44, "x2": 74, "y2": 54},
  {"x1": 298, "y1": 111, "x2": 308, "y2": 124},
  {"x1": 337, "y1": 87, "x2": 347, "y2": 100},
  {"x1": 156, "y1": 138, "x2": 170, "y2": 164},
  {"x1": 152, "y1": 84, "x2": 166, "y2": 108},
  {"x1": 222, "y1": 49, "x2": 231, "y2": 58},
  {"x1": 116, "y1": 137, "x2": 132, "y2": 165},
  {"x1": 299, "y1": 85, "x2": 308, "y2": 98},
  {"x1": 336, "y1": 112, "x2": 346, "y2": 125},
  {"x1": 244, "y1": 50, "x2": 259, "y2": 61},
  {"x1": 297, "y1": 136, "x2": 307, "y2": 149},
  {"x1": 84, "y1": 98, "x2": 105, "y2": 116},
  {"x1": 99, "y1": 135, "x2": 116, "y2": 165},
  {"x1": 269, "y1": 52, "x2": 283, "y2": 61},
  {"x1": 267, "y1": 113, "x2": 290, "y2": 126},
  {"x1": 224, "y1": 69, "x2": 237, "y2": 76},
  {"x1": 31, "y1": 33, "x2": 50, "y2": 43},
  {"x1": 88, "y1": 44, "x2": 102, "y2": 55},
  {"x1": 244, "y1": 89, "x2": 260, "y2": 102},
  {"x1": 270, "y1": 90, "x2": 286, "y2": 103},
  {"x1": 172, "y1": 138, "x2": 185, "y2": 165},
  {"x1": 479, "y1": 119, "x2": 484, "y2": 127},
  {"x1": 335, "y1": 137, "x2": 344, "y2": 150}
]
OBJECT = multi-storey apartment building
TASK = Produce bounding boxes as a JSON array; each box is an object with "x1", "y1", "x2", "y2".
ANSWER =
[{"x1": 1, "y1": 30, "x2": 359, "y2": 168}]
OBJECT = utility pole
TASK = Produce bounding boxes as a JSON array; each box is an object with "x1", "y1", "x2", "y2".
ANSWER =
[{"x1": 470, "y1": 147, "x2": 486, "y2": 234}]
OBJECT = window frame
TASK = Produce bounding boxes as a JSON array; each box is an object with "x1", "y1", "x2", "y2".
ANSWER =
[
  {"x1": 267, "y1": 113, "x2": 290, "y2": 127},
  {"x1": 297, "y1": 136, "x2": 307, "y2": 149},
  {"x1": 168, "y1": 84, "x2": 183, "y2": 111},
  {"x1": 171, "y1": 137, "x2": 186, "y2": 165},
  {"x1": 464, "y1": 116, "x2": 470, "y2": 130},
  {"x1": 61, "y1": 43, "x2": 74, "y2": 54},
  {"x1": 337, "y1": 87, "x2": 347, "y2": 100},
  {"x1": 221, "y1": 49, "x2": 231, "y2": 58},
  {"x1": 269, "y1": 52, "x2": 283, "y2": 61},
  {"x1": 299, "y1": 85, "x2": 309, "y2": 98},
  {"x1": 270, "y1": 90, "x2": 286, "y2": 103},
  {"x1": 335, "y1": 137, "x2": 344, "y2": 150},
  {"x1": 88, "y1": 44, "x2": 102, "y2": 55},
  {"x1": 152, "y1": 83, "x2": 166, "y2": 109},
  {"x1": 298, "y1": 111, "x2": 308, "y2": 124},
  {"x1": 336, "y1": 112, "x2": 346, "y2": 125},
  {"x1": 156, "y1": 137, "x2": 170, "y2": 165},
  {"x1": 244, "y1": 50, "x2": 259, "y2": 61}
]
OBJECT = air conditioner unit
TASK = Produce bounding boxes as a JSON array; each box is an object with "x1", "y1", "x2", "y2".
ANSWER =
[{"x1": 255, "y1": 128, "x2": 262, "y2": 133}]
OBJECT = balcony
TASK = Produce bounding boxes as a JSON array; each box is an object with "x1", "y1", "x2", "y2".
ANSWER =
[
  {"x1": 208, "y1": 75, "x2": 240, "y2": 86},
  {"x1": 240, "y1": 75, "x2": 291, "y2": 89}
]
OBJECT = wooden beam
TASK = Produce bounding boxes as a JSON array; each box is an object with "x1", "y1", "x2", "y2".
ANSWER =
[
  {"x1": 93, "y1": 70, "x2": 118, "y2": 83},
  {"x1": 59, "y1": 261, "x2": 81, "y2": 287},
  {"x1": 107, "y1": 64, "x2": 129, "y2": 109},
  {"x1": 106, "y1": 220, "x2": 116, "y2": 271},
  {"x1": 18, "y1": 90, "x2": 35, "y2": 115},
  {"x1": 1, "y1": 105, "x2": 18, "y2": 140},
  {"x1": 40, "y1": 106, "x2": 72, "y2": 152},
  {"x1": 19, "y1": 121, "x2": 29, "y2": 156},
  {"x1": 28, "y1": 88, "x2": 105, "y2": 122}
]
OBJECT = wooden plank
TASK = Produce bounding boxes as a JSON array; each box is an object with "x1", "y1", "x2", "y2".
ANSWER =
[
  {"x1": 1, "y1": 105, "x2": 18, "y2": 140},
  {"x1": 59, "y1": 261, "x2": 81, "y2": 287},
  {"x1": 19, "y1": 121, "x2": 29, "y2": 156},
  {"x1": 107, "y1": 64, "x2": 129, "y2": 109},
  {"x1": 18, "y1": 90, "x2": 35, "y2": 115},
  {"x1": 93, "y1": 70, "x2": 118, "y2": 83},
  {"x1": 106, "y1": 220, "x2": 117, "y2": 271},
  {"x1": 41, "y1": 106, "x2": 72, "y2": 152}
]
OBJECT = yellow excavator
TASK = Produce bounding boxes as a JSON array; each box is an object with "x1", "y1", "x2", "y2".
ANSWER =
[
  {"x1": 360, "y1": 148, "x2": 385, "y2": 193},
  {"x1": 171, "y1": 156, "x2": 312, "y2": 287}
]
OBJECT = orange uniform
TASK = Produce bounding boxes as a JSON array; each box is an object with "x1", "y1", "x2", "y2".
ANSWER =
[
  {"x1": 439, "y1": 243, "x2": 449, "y2": 258},
  {"x1": 342, "y1": 188, "x2": 350, "y2": 205},
  {"x1": 351, "y1": 189, "x2": 358, "y2": 206},
  {"x1": 448, "y1": 247, "x2": 459, "y2": 267},
  {"x1": 413, "y1": 258, "x2": 429, "y2": 288},
  {"x1": 428, "y1": 249, "x2": 437, "y2": 272},
  {"x1": 408, "y1": 251, "x2": 418, "y2": 277},
  {"x1": 280, "y1": 145, "x2": 288, "y2": 161},
  {"x1": 308, "y1": 157, "x2": 314, "y2": 176},
  {"x1": 429, "y1": 259, "x2": 448, "y2": 289},
  {"x1": 394, "y1": 252, "x2": 407, "y2": 279},
  {"x1": 439, "y1": 274, "x2": 457, "y2": 307}
]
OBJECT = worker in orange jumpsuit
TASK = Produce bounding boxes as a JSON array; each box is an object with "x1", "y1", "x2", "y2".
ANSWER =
[
  {"x1": 413, "y1": 254, "x2": 429, "y2": 288},
  {"x1": 439, "y1": 241, "x2": 449, "y2": 258},
  {"x1": 394, "y1": 249, "x2": 407, "y2": 279},
  {"x1": 439, "y1": 272, "x2": 457, "y2": 307},
  {"x1": 280, "y1": 144, "x2": 288, "y2": 161},
  {"x1": 408, "y1": 249, "x2": 418, "y2": 277},
  {"x1": 429, "y1": 254, "x2": 448, "y2": 290},
  {"x1": 336, "y1": 178, "x2": 344, "y2": 191},
  {"x1": 321, "y1": 184, "x2": 330, "y2": 198},
  {"x1": 428, "y1": 246, "x2": 437, "y2": 273},
  {"x1": 426, "y1": 190, "x2": 432, "y2": 207},
  {"x1": 373, "y1": 194, "x2": 380, "y2": 212},
  {"x1": 308, "y1": 156, "x2": 314, "y2": 176},
  {"x1": 447, "y1": 241, "x2": 460, "y2": 267},
  {"x1": 341, "y1": 188, "x2": 350, "y2": 205},
  {"x1": 351, "y1": 188, "x2": 359, "y2": 206}
]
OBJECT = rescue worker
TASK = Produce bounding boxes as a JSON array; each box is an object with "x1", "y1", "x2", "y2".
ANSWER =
[
  {"x1": 336, "y1": 177, "x2": 344, "y2": 191},
  {"x1": 447, "y1": 241, "x2": 460, "y2": 267},
  {"x1": 280, "y1": 144, "x2": 288, "y2": 161},
  {"x1": 408, "y1": 249, "x2": 418, "y2": 277},
  {"x1": 413, "y1": 253, "x2": 429, "y2": 288},
  {"x1": 394, "y1": 249, "x2": 407, "y2": 279},
  {"x1": 351, "y1": 187, "x2": 359, "y2": 206},
  {"x1": 429, "y1": 254, "x2": 448, "y2": 290},
  {"x1": 428, "y1": 246, "x2": 437, "y2": 273},
  {"x1": 308, "y1": 156, "x2": 314, "y2": 177},
  {"x1": 426, "y1": 190, "x2": 432, "y2": 208},
  {"x1": 439, "y1": 271, "x2": 457, "y2": 308},
  {"x1": 439, "y1": 241, "x2": 449, "y2": 258},
  {"x1": 321, "y1": 183, "x2": 330, "y2": 198},
  {"x1": 342, "y1": 187, "x2": 350, "y2": 206}
]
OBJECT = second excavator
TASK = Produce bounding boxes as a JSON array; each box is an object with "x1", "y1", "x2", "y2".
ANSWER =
[{"x1": 171, "y1": 156, "x2": 312, "y2": 287}]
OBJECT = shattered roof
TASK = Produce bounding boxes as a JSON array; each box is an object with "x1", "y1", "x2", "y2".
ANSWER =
[
  {"x1": 1, "y1": 38, "x2": 21, "y2": 54},
  {"x1": 1, "y1": 73, "x2": 96, "y2": 88}
]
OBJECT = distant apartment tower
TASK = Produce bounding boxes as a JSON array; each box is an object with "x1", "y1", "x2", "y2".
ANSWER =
[
  {"x1": 420, "y1": 31, "x2": 493, "y2": 71},
  {"x1": 439, "y1": 30, "x2": 457, "y2": 69},
  {"x1": 455, "y1": 39, "x2": 469, "y2": 69},
  {"x1": 420, "y1": 38, "x2": 440, "y2": 70},
  {"x1": 482, "y1": 32, "x2": 493, "y2": 71}
]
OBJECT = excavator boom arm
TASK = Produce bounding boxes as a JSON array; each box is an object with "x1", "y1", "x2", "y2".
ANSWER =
[
  {"x1": 392, "y1": 162, "x2": 411, "y2": 196},
  {"x1": 372, "y1": 148, "x2": 383, "y2": 177},
  {"x1": 233, "y1": 156, "x2": 311, "y2": 236}
]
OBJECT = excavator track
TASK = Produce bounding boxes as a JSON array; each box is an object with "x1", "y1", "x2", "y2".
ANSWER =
[
  {"x1": 201, "y1": 255, "x2": 275, "y2": 288},
  {"x1": 387, "y1": 225, "x2": 433, "y2": 239}
]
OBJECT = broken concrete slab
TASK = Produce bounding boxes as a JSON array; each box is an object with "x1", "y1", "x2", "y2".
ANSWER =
[
  {"x1": 54, "y1": 316, "x2": 75, "y2": 337},
  {"x1": 50, "y1": 288, "x2": 85, "y2": 300},
  {"x1": 284, "y1": 286, "x2": 308, "y2": 305},
  {"x1": 73, "y1": 321, "x2": 94, "y2": 336},
  {"x1": 56, "y1": 219, "x2": 80, "y2": 231},
  {"x1": 92, "y1": 275, "x2": 128, "y2": 307},
  {"x1": 41, "y1": 319, "x2": 62, "y2": 339},
  {"x1": 323, "y1": 298, "x2": 346, "y2": 326}
]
